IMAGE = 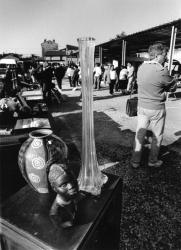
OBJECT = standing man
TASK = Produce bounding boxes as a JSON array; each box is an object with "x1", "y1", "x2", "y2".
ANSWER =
[
  {"x1": 103, "y1": 63, "x2": 111, "y2": 86},
  {"x1": 54, "y1": 63, "x2": 66, "y2": 90},
  {"x1": 66, "y1": 64, "x2": 74, "y2": 88},
  {"x1": 109, "y1": 65, "x2": 118, "y2": 95},
  {"x1": 42, "y1": 63, "x2": 54, "y2": 104},
  {"x1": 118, "y1": 65, "x2": 128, "y2": 94},
  {"x1": 93, "y1": 63, "x2": 102, "y2": 90},
  {"x1": 71, "y1": 65, "x2": 80, "y2": 91},
  {"x1": 126, "y1": 62, "x2": 135, "y2": 93},
  {"x1": 4, "y1": 66, "x2": 13, "y2": 97},
  {"x1": 131, "y1": 43, "x2": 178, "y2": 168}
]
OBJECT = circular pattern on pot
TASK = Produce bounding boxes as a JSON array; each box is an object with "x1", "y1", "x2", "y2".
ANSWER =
[{"x1": 32, "y1": 157, "x2": 45, "y2": 169}]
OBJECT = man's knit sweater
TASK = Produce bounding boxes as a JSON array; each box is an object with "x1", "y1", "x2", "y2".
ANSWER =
[{"x1": 137, "y1": 61, "x2": 175, "y2": 110}]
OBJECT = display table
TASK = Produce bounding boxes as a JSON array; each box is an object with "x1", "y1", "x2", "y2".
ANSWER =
[
  {"x1": 20, "y1": 89, "x2": 48, "y2": 115},
  {"x1": 0, "y1": 174, "x2": 122, "y2": 250},
  {"x1": 21, "y1": 89, "x2": 43, "y2": 101},
  {"x1": 0, "y1": 89, "x2": 51, "y2": 149}
]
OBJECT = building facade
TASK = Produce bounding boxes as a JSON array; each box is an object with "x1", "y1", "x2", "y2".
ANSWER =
[{"x1": 41, "y1": 39, "x2": 58, "y2": 57}]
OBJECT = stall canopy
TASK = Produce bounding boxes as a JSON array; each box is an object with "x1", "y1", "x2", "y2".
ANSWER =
[
  {"x1": 0, "y1": 59, "x2": 17, "y2": 64},
  {"x1": 0, "y1": 55, "x2": 19, "y2": 65},
  {"x1": 95, "y1": 18, "x2": 181, "y2": 63}
]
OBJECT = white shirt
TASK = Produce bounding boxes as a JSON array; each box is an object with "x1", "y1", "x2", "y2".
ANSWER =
[
  {"x1": 127, "y1": 65, "x2": 134, "y2": 78},
  {"x1": 110, "y1": 70, "x2": 117, "y2": 80},
  {"x1": 66, "y1": 67, "x2": 74, "y2": 77},
  {"x1": 93, "y1": 66, "x2": 102, "y2": 77},
  {"x1": 119, "y1": 68, "x2": 128, "y2": 80}
]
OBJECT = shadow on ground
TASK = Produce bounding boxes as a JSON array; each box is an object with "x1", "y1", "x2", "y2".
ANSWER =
[
  {"x1": 49, "y1": 94, "x2": 82, "y2": 114},
  {"x1": 93, "y1": 92, "x2": 124, "y2": 101},
  {"x1": 53, "y1": 107, "x2": 181, "y2": 250}
]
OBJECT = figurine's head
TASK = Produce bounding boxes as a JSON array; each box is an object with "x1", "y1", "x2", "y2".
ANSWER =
[{"x1": 48, "y1": 163, "x2": 79, "y2": 202}]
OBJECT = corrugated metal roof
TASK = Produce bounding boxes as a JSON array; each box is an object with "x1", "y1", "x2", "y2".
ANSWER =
[
  {"x1": 96, "y1": 18, "x2": 181, "y2": 55},
  {"x1": 126, "y1": 19, "x2": 181, "y2": 39},
  {"x1": 66, "y1": 45, "x2": 78, "y2": 50}
]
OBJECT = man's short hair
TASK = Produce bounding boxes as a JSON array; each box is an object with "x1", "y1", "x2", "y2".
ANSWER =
[{"x1": 148, "y1": 43, "x2": 168, "y2": 60}]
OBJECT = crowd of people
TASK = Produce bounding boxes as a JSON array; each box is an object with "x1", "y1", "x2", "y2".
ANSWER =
[
  {"x1": 1, "y1": 54, "x2": 139, "y2": 105},
  {"x1": 63, "y1": 61, "x2": 137, "y2": 97},
  {"x1": 0, "y1": 61, "x2": 84, "y2": 102},
  {"x1": 0, "y1": 62, "x2": 67, "y2": 102},
  {"x1": 93, "y1": 62, "x2": 137, "y2": 96}
]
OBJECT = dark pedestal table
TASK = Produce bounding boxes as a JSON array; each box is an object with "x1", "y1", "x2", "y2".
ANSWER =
[{"x1": 0, "y1": 174, "x2": 122, "y2": 250}]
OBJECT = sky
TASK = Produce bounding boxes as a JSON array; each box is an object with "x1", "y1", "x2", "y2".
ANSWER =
[{"x1": 0, "y1": 0, "x2": 181, "y2": 56}]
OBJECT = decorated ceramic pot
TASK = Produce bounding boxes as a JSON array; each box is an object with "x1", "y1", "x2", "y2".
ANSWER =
[{"x1": 18, "y1": 129, "x2": 68, "y2": 194}]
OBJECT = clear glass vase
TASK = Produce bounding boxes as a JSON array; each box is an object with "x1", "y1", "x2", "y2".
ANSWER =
[{"x1": 77, "y1": 37, "x2": 108, "y2": 196}]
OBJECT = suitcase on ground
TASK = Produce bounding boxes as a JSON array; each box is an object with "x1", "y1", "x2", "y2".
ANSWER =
[
  {"x1": 126, "y1": 80, "x2": 138, "y2": 117},
  {"x1": 126, "y1": 96, "x2": 138, "y2": 117}
]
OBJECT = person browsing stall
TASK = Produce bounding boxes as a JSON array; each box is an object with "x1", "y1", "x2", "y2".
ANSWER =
[
  {"x1": 131, "y1": 43, "x2": 178, "y2": 169},
  {"x1": 119, "y1": 65, "x2": 128, "y2": 94},
  {"x1": 126, "y1": 62, "x2": 135, "y2": 93},
  {"x1": 109, "y1": 65, "x2": 118, "y2": 95},
  {"x1": 93, "y1": 63, "x2": 102, "y2": 90}
]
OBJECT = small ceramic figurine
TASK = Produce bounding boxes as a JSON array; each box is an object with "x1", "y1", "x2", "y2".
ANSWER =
[{"x1": 48, "y1": 163, "x2": 79, "y2": 228}]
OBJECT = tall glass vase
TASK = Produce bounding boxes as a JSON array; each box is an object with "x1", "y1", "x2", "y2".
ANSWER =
[{"x1": 77, "y1": 37, "x2": 108, "y2": 196}]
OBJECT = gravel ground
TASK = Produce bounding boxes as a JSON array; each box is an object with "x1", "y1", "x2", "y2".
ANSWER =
[{"x1": 50, "y1": 80, "x2": 181, "y2": 250}]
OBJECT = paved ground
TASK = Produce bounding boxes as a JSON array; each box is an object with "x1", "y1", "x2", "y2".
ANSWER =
[{"x1": 50, "y1": 79, "x2": 181, "y2": 250}]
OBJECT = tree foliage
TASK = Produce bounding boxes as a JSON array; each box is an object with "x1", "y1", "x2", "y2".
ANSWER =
[{"x1": 110, "y1": 31, "x2": 126, "y2": 41}]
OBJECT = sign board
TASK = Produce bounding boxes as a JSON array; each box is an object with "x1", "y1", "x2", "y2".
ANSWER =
[
  {"x1": 95, "y1": 58, "x2": 100, "y2": 63},
  {"x1": 51, "y1": 57, "x2": 60, "y2": 60},
  {"x1": 113, "y1": 60, "x2": 118, "y2": 68}
]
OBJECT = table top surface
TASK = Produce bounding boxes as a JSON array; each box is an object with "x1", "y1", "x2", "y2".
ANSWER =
[
  {"x1": 1, "y1": 174, "x2": 122, "y2": 250},
  {"x1": 21, "y1": 89, "x2": 43, "y2": 97},
  {"x1": 0, "y1": 112, "x2": 53, "y2": 150},
  {"x1": 21, "y1": 89, "x2": 43, "y2": 101}
]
